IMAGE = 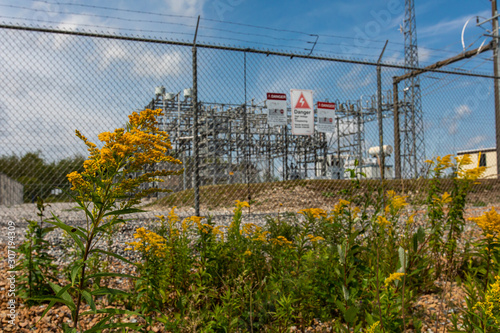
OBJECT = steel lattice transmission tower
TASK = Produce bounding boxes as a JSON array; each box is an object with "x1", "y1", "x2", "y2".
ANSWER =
[{"x1": 401, "y1": 0, "x2": 426, "y2": 178}]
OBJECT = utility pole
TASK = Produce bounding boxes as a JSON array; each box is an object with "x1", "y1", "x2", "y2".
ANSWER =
[
  {"x1": 377, "y1": 40, "x2": 389, "y2": 180},
  {"x1": 492, "y1": 0, "x2": 500, "y2": 178},
  {"x1": 192, "y1": 16, "x2": 200, "y2": 216}
]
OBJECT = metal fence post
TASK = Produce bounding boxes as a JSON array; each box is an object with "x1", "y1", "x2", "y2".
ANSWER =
[
  {"x1": 192, "y1": 16, "x2": 200, "y2": 216},
  {"x1": 393, "y1": 78, "x2": 401, "y2": 179}
]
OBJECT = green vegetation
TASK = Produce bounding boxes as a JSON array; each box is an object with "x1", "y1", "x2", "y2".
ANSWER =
[
  {"x1": 0, "y1": 152, "x2": 85, "y2": 202},
  {"x1": 13, "y1": 109, "x2": 500, "y2": 332}
]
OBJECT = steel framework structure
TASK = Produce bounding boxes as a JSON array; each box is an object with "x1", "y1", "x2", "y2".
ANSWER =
[{"x1": 401, "y1": 0, "x2": 426, "y2": 178}]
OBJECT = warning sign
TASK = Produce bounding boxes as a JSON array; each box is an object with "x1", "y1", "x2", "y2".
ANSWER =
[
  {"x1": 317, "y1": 102, "x2": 336, "y2": 133},
  {"x1": 266, "y1": 93, "x2": 287, "y2": 127},
  {"x1": 290, "y1": 89, "x2": 314, "y2": 135}
]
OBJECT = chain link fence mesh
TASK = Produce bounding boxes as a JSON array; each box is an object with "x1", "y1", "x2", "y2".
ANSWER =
[{"x1": 0, "y1": 25, "x2": 498, "y2": 217}]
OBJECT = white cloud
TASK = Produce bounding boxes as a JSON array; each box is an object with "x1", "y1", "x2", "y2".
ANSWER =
[
  {"x1": 419, "y1": 10, "x2": 490, "y2": 38},
  {"x1": 338, "y1": 65, "x2": 372, "y2": 91},
  {"x1": 133, "y1": 51, "x2": 185, "y2": 77},
  {"x1": 465, "y1": 135, "x2": 487, "y2": 149},
  {"x1": 444, "y1": 104, "x2": 472, "y2": 135},
  {"x1": 418, "y1": 47, "x2": 432, "y2": 63},
  {"x1": 164, "y1": 0, "x2": 205, "y2": 17}
]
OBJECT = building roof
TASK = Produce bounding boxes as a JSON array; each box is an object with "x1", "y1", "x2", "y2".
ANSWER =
[{"x1": 457, "y1": 147, "x2": 496, "y2": 155}]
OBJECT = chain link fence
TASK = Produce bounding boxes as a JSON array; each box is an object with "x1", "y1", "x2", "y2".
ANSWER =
[{"x1": 0, "y1": 24, "x2": 498, "y2": 217}]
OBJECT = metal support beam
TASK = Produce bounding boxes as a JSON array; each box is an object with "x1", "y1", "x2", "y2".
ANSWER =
[
  {"x1": 492, "y1": 0, "x2": 500, "y2": 178},
  {"x1": 393, "y1": 80, "x2": 401, "y2": 179},
  {"x1": 377, "y1": 40, "x2": 388, "y2": 180},
  {"x1": 192, "y1": 16, "x2": 200, "y2": 216}
]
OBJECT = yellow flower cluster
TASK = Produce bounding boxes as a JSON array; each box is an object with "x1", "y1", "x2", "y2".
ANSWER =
[
  {"x1": 376, "y1": 215, "x2": 391, "y2": 228},
  {"x1": 425, "y1": 154, "x2": 453, "y2": 172},
  {"x1": 126, "y1": 227, "x2": 167, "y2": 257},
  {"x1": 469, "y1": 208, "x2": 500, "y2": 239},
  {"x1": 385, "y1": 190, "x2": 408, "y2": 215},
  {"x1": 168, "y1": 206, "x2": 180, "y2": 224},
  {"x1": 384, "y1": 272, "x2": 405, "y2": 287},
  {"x1": 366, "y1": 321, "x2": 380, "y2": 333},
  {"x1": 407, "y1": 213, "x2": 416, "y2": 225},
  {"x1": 244, "y1": 249, "x2": 252, "y2": 256},
  {"x1": 306, "y1": 234, "x2": 325, "y2": 243},
  {"x1": 333, "y1": 199, "x2": 351, "y2": 215},
  {"x1": 67, "y1": 109, "x2": 182, "y2": 199},
  {"x1": 455, "y1": 154, "x2": 472, "y2": 167},
  {"x1": 426, "y1": 154, "x2": 485, "y2": 181},
  {"x1": 241, "y1": 223, "x2": 269, "y2": 242},
  {"x1": 271, "y1": 236, "x2": 294, "y2": 249},
  {"x1": 67, "y1": 171, "x2": 87, "y2": 191},
  {"x1": 298, "y1": 208, "x2": 327, "y2": 219},
  {"x1": 234, "y1": 200, "x2": 250, "y2": 211},
  {"x1": 432, "y1": 192, "x2": 452, "y2": 205},
  {"x1": 474, "y1": 275, "x2": 500, "y2": 325}
]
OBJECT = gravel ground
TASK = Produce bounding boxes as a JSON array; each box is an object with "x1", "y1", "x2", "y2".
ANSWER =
[
  {"x1": 0, "y1": 201, "x2": 283, "y2": 263},
  {"x1": 0, "y1": 201, "x2": 497, "y2": 332}
]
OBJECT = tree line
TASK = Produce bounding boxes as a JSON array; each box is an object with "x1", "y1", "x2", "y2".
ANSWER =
[{"x1": 0, "y1": 152, "x2": 85, "y2": 202}]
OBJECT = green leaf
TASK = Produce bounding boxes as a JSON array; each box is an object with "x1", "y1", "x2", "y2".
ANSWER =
[
  {"x1": 82, "y1": 290, "x2": 96, "y2": 312},
  {"x1": 62, "y1": 322, "x2": 78, "y2": 333},
  {"x1": 49, "y1": 282, "x2": 76, "y2": 310},
  {"x1": 81, "y1": 308, "x2": 141, "y2": 316},
  {"x1": 103, "y1": 208, "x2": 144, "y2": 217},
  {"x1": 36, "y1": 300, "x2": 56, "y2": 322},
  {"x1": 85, "y1": 272, "x2": 137, "y2": 281},
  {"x1": 47, "y1": 215, "x2": 86, "y2": 253},
  {"x1": 344, "y1": 306, "x2": 358, "y2": 323},
  {"x1": 91, "y1": 287, "x2": 130, "y2": 296},
  {"x1": 90, "y1": 249, "x2": 137, "y2": 266},
  {"x1": 62, "y1": 189, "x2": 95, "y2": 224},
  {"x1": 70, "y1": 263, "x2": 83, "y2": 286},
  {"x1": 31, "y1": 296, "x2": 75, "y2": 311},
  {"x1": 84, "y1": 322, "x2": 142, "y2": 333}
]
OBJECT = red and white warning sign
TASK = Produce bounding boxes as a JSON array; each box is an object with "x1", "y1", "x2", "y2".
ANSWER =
[
  {"x1": 290, "y1": 89, "x2": 314, "y2": 135},
  {"x1": 266, "y1": 93, "x2": 287, "y2": 127},
  {"x1": 317, "y1": 102, "x2": 336, "y2": 133}
]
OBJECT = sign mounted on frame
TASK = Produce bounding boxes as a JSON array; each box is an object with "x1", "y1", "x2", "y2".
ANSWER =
[
  {"x1": 290, "y1": 89, "x2": 314, "y2": 136},
  {"x1": 266, "y1": 93, "x2": 287, "y2": 127},
  {"x1": 316, "y1": 102, "x2": 336, "y2": 133}
]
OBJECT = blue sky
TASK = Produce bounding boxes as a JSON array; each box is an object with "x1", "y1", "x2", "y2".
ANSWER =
[
  {"x1": 0, "y1": 0, "x2": 497, "y2": 171},
  {"x1": 0, "y1": 0, "x2": 493, "y2": 67}
]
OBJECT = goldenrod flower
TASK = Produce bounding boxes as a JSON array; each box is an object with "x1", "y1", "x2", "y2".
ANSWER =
[
  {"x1": 432, "y1": 191, "x2": 452, "y2": 205},
  {"x1": 126, "y1": 227, "x2": 167, "y2": 257},
  {"x1": 366, "y1": 321, "x2": 380, "y2": 333},
  {"x1": 168, "y1": 206, "x2": 180, "y2": 224},
  {"x1": 306, "y1": 234, "x2": 325, "y2": 243},
  {"x1": 271, "y1": 236, "x2": 294, "y2": 248},
  {"x1": 386, "y1": 190, "x2": 408, "y2": 213},
  {"x1": 333, "y1": 199, "x2": 350, "y2": 215},
  {"x1": 474, "y1": 275, "x2": 500, "y2": 325},
  {"x1": 298, "y1": 208, "x2": 327, "y2": 219},
  {"x1": 66, "y1": 171, "x2": 88, "y2": 191},
  {"x1": 376, "y1": 216, "x2": 390, "y2": 228},
  {"x1": 456, "y1": 166, "x2": 486, "y2": 181},
  {"x1": 436, "y1": 154, "x2": 453, "y2": 171},
  {"x1": 69, "y1": 109, "x2": 182, "y2": 203},
  {"x1": 235, "y1": 200, "x2": 250, "y2": 210},
  {"x1": 212, "y1": 225, "x2": 226, "y2": 241},
  {"x1": 469, "y1": 208, "x2": 500, "y2": 239},
  {"x1": 244, "y1": 250, "x2": 252, "y2": 256},
  {"x1": 384, "y1": 272, "x2": 405, "y2": 287}
]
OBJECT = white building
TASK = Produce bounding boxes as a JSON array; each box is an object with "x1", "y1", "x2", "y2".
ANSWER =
[{"x1": 457, "y1": 148, "x2": 497, "y2": 179}]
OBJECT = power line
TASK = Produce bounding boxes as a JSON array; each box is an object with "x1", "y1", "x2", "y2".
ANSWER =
[
  {"x1": 2, "y1": 1, "x2": 493, "y2": 66},
  {"x1": 23, "y1": 0, "x2": 471, "y2": 56}
]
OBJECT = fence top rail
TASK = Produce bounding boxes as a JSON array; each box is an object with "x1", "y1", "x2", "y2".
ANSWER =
[{"x1": 0, "y1": 23, "x2": 498, "y2": 80}]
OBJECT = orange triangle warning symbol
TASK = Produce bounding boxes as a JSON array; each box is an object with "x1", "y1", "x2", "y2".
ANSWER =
[{"x1": 294, "y1": 92, "x2": 311, "y2": 109}]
